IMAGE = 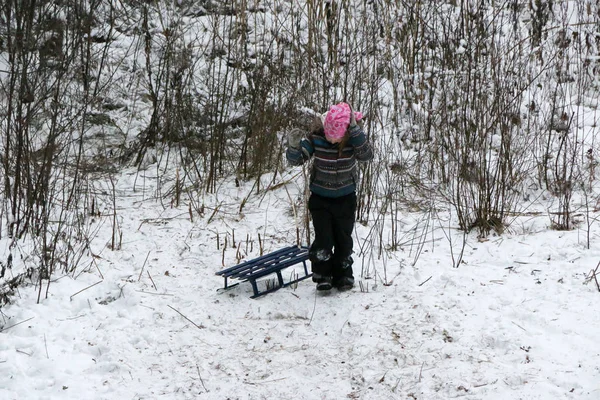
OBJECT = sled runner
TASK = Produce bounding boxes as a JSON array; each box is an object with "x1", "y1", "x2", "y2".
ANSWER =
[{"x1": 215, "y1": 245, "x2": 311, "y2": 298}]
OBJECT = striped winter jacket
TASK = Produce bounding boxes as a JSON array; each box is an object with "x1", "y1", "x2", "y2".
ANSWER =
[{"x1": 286, "y1": 124, "x2": 373, "y2": 198}]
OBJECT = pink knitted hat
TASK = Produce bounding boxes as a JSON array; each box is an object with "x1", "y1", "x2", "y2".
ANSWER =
[{"x1": 323, "y1": 102, "x2": 363, "y2": 143}]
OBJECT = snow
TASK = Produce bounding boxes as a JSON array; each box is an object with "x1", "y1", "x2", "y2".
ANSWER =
[{"x1": 1, "y1": 166, "x2": 599, "y2": 400}]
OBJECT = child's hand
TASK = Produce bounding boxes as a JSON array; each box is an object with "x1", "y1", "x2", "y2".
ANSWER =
[
  {"x1": 348, "y1": 104, "x2": 357, "y2": 127},
  {"x1": 287, "y1": 128, "x2": 304, "y2": 148}
]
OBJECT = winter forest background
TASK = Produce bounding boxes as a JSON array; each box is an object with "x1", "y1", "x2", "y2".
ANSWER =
[{"x1": 1, "y1": 1, "x2": 600, "y2": 399}]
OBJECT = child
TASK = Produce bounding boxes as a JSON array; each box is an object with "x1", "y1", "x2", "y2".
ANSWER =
[{"x1": 286, "y1": 103, "x2": 373, "y2": 290}]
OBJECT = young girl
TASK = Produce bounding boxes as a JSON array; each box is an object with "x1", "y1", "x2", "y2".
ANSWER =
[{"x1": 286, "y1": 103, "x2": 373, "y2": 290}]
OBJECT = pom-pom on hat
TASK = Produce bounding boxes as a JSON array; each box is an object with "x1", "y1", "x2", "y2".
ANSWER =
[{"x1": 323, "y1": 102, "x2": 363, "y2": 143}]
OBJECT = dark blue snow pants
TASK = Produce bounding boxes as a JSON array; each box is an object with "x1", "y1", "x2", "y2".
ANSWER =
[{"x1": 308, "y1": 192, "x2": 356, "y2": 281}]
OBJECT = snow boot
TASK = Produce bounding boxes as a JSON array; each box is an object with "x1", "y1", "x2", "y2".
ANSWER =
[
  {"x1": 312, "y1": 273, "x2": 333, "y2": 291},
  {"x1": 334, "y1": 276, "x2": 354, "y2": 291}
]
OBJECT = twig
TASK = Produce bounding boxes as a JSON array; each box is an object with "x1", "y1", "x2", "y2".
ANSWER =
[
  {"x1": 70, "y1": 280, "x2": 103, "y2": 301},
  {"x1": 392, "y1": 377, "x2": 401, "y2": 392},
  {"x1": 207, "y1": 202, "x2": 222, "y2": 225},
  {"x1": 168, "y1": 305, "x2": 204, "y2": 329},
  {"x1": 135, "y1": 290, "x2": 173, "y2": 296},
  {"x1": 118, "y1": 284, "x2": 126, "y2": 299},
  {"x1": 243, "y1": 377, "x2": 288, "y2": 385},
  {"x1": 474, "y1": 379, "x2": 498, "y2": 388},
  {"x1": 0, "y1": 317, "x2": 34, "y2": 333},
  {"x1": 587, "y1": 262, "x2": 600, "y2": 292},
  {"x1": 511, "y1": 321, "x2": 527, "y2": 332},
  {"x1": 418, "y1": 361, "x2": 425, "y2": 382},
  {"x1": 196, "y1": 364, "x2": 208, "y2": 392},
  {"x1": 93, "y1": 259, "x2": 104, "y2": 280},
  {"x1": 418, "y1": 276, "x2": 432, "y2": 287},
  {"x1": 137, "y1": 213, "x2": 191, "y2": 230},
  {"x1": 307, "y1": 288, "x2": 318, "y2": 326},
  {"x1": 44, "y1": 333, "x2": 49, "y2": 358},
  {"x1": 60, "y1": 314, "x2": 85, "y2": 321},
  {"x1": 147, "y1": 270, "x2": 157, "y2": 290},
  {"x1": 138, "y1": 251, "x2": 151, "y2": 281},
  {"x1": 283, "y1": 183, "x2": 300, "y2": 246},
  {"x1": 341, "y1": 318, "x2": 350, "y2": 333}
]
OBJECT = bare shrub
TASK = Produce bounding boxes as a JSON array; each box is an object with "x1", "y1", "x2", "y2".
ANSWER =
[{"x1": 0, "y1": 0, "x2": 124, "y2": 305}]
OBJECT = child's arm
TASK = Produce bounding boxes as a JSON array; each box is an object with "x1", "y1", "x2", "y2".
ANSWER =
[
  {"x1": 286, "y1": 136, "x2": 314, "y2": 165},
  {"x1": 348, "y1": 124, "x2": 373, "y2": 162}
]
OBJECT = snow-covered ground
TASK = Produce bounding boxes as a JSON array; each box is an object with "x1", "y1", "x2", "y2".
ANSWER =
[{"x1": 0, "y1": 167, "x2": 599, "y2": 400}]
